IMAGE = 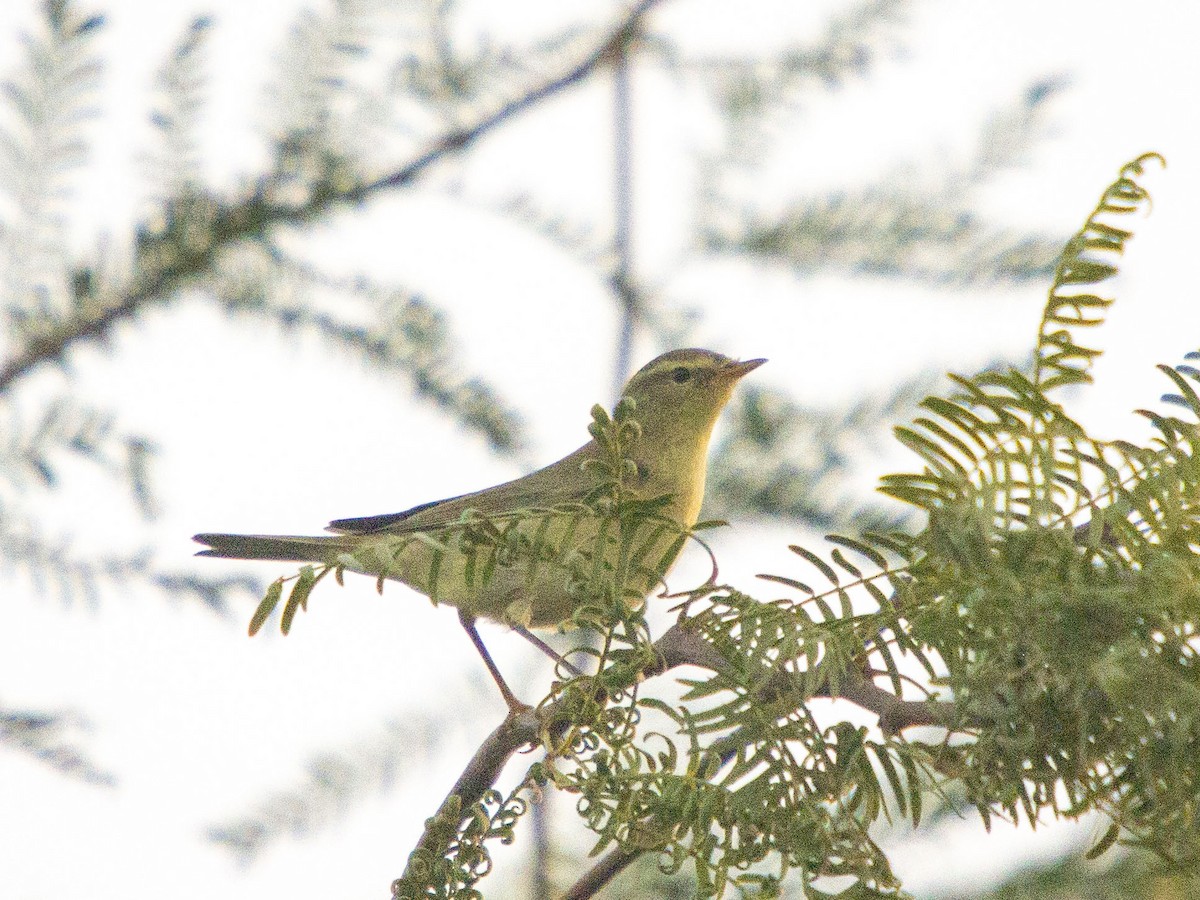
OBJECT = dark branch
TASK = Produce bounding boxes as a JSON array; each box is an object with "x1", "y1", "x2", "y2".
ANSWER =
[
  {"x1": 560, "y1": 622, "x2": 960, "y2": 898},
  {"x1": 396, "y1": 617, "x2": 959, "y2": 898},
  {"x1": 825, "y1": 672, "x2": 957, "y2": 736},
  {"x1": 0, "y1": 0, "x2": 667, "y2": 395},
  {"x1": 394, "y1": 710, "x2": 541, "y2": 888},
  {"x1": 610, "y1": 24, "x2": 638, "y2": 397},
  {"x1": 562, "y1": 847, "x2": 640, "y2": 900}
]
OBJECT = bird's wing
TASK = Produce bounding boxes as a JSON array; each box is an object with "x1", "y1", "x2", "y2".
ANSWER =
[
  {"x1": 326, "y1": 495, "x2": 469, "y2": 534},
  {"x1": 325, "y1": 443, "x2": 598, "y2": 536}
]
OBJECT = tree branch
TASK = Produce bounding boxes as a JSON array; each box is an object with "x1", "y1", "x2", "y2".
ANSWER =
[
  {"x1": 562, "y1": 847, "x2": 640, "y2": 900},
  {"x1": 393, "y1": 709, "x2": 541, "y2": 893},
  {"x1": 609, "y1": 22, "x2": 638, "y2": 397},
  {"x1": 394, "y1": 616, "x2": 960, "y2": 899},
  {"x1": 823, "y1": 672, "x2": 957, "y2": 736},
  {"x1": 0, "y1": 0, "x2": 667, "y2": 396}
]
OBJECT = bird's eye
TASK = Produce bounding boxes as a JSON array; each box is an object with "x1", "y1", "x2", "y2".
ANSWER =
[{"x1": 672, "y1": 367, "x2": 692, "y2": 384}]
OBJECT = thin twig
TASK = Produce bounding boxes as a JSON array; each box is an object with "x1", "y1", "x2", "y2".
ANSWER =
[
  {"x1": 561, "y1": 847, "x2": 639, "y2": 900},
  {"x1": 530, "y1": 789, "x2": 552, "y2": 900},
  {"x1": 393, "y1": 710, "x2": 540, "y2": 894},
  {"x1": 610, "y1": 23, "x2": 638, "y2": 399}
]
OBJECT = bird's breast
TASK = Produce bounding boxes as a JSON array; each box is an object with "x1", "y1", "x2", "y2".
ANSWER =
[{"x1": 640, "y1": 438, "x2": 710, "y2": 529}]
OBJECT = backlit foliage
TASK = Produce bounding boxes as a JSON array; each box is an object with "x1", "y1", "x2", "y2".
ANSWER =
[{"x1": 376, "y1": 154, "x2": 1198, "y2": 898}]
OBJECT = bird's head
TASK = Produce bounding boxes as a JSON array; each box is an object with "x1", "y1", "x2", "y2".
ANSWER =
[{"x1": 619, "y1": 348, "x2": 766, "y2": 443}]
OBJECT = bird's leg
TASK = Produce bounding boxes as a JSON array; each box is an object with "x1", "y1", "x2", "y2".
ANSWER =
[
  {"x1": 512, "y1": 625, "x2": 583, "y2": 678},
  {"x1": 458, "y1": 609, "x2": 528, "y2": 713}
]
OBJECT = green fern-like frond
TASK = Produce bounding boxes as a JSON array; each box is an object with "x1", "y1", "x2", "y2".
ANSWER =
[
  {"x1": 548, "y1": 591, "x2": 915, "y2": 898},
  {"x1": 1034, "y1": 152, "x2": 1164, "y2": 391},
  {"x1": 707, "y1": 379, "x2": 937, "y2": 530},
  {"x1": 744, "y1": 153, "x2": 1200, "y2": 872},
  {"x1": 873, "y1": 156, "x2": 1165, "y2": 528},
  {"x1": 572, "y1": 153, "x2": 1196, "y2": 894}
]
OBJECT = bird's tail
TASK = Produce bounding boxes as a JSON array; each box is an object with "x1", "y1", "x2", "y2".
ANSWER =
[{"x1": 193, "y1": 532, "x2": 353, "y2": 563}]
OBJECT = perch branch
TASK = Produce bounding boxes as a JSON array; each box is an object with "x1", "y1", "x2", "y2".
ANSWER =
[
  {"x1": 397, "y1": 618, "x2": 960, "y2": 898},
  {"x1": 559, "y1": 624, "x2": 961, "y2": 899}
]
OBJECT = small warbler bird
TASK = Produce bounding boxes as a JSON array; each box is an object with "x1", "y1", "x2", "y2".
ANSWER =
[{"x1": 195, "y1": 348, "x2": 764, "y2": 709}]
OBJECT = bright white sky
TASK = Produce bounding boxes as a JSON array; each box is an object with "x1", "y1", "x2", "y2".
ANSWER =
[{"x1": 0, "y1": 1, "x2": 1197, "y2": 898}]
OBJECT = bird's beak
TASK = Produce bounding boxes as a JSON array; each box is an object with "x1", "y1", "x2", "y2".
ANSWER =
[{"x1": 721, "y1": 357, "x2": 767, "y2": 380}]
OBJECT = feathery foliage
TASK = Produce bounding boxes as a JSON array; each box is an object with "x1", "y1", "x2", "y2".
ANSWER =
[
  {"x1": 707, "y1": 377, "x2": 940, "y2": 531},
  {"x1": 208, "y1": 715, "x2": 451, "y2": 865},
  {"x1": 247, "y1": 396, "x2": 687, "y2": 638},
  {"x1": 0, "y1": 705, "x2": 113, "y2": 784},
  {"x1": 0, "y1": 0, "x2": 103, "y2": 348},
  {"x1": 388, "y1": 398, "x2": 693, "y2": 899},
  {"x1": 701, "y1": 77, "x2": 1068, "y2": 285},
  {"x1": 687, "y1": 0, "x2": 911, "y2": 157},
  {"x1": 147, "y1": 15, "x2": 212, "y2": 199},
  {"x1": 209, "y1": 241, "x2": 525, "y2": 454},
  {"x1": 1, "y1": 0, "x2": 535, "y2": 625},
  {"x1": 377, "y1": 154, "x2": 1198, "y2": 898},
  {"x1": 960, "y1": 845, "x2": 1195, "y2": 900}
]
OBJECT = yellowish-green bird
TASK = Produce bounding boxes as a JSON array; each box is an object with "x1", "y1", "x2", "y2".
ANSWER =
[{"x1": 194, "y1": 348, "x2": 764, "y2": 709}]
